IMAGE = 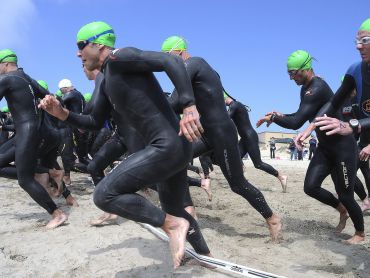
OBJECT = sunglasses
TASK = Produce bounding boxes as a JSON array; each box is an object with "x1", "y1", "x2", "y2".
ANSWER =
[
  {"x1": 77, "y1": 29, "x2": 114, "y2": 50},
  {"x1": 355, "y1": 36, "x2": 370, "y2": 45},
  {"x1": 0, "y1": 54, "x2": 17, "y2": 63}
]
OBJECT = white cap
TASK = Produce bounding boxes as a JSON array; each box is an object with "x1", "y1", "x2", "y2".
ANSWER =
[{"x1": 58, "y1": 79, "x2": 73, "y2": 89}]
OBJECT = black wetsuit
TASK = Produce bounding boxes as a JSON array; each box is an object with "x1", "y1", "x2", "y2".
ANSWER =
[
  {"x1": 0, "y1": 68, "x2": 58, "y2": 214},
  {"x1": 228, "y1": 100, "x2": 279, "y2": 177},
  {"x1": 169, "y1": 56, "x2": 273, "y2": 219},
  {"x1": 62, "y1": 88, "x2": 88, "y2": 164},
  {"x1": 271, "y1": 76, "x2": 363, "y2": 232},
  {"x1": 63, "y1": 48, "x2": 209, "y2": 254}
]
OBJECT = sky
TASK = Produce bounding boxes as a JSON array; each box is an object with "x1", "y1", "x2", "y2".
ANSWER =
[{"x1": 0, "y1": 0, "x2": 368, "y2": 133}]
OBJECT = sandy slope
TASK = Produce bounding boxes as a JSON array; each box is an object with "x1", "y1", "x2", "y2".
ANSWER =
[{"x1": 0, "y1": 158, "x2": 369, "y2": 278}]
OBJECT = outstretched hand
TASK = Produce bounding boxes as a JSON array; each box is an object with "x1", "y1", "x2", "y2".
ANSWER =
[
  {"x1": 38, "y1": 95, "x2": 69, "y2": 121},
  {"x1": 256, "y1": 115, "x2": 272, "y2": 128},
  {"x1": 294, "y1": 123, "x2": 316, "y2": 151},
  {"x1": 179, "y1": 105, "x2": 204, "y2": 142}
]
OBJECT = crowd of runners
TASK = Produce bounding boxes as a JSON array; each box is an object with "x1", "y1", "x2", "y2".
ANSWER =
[{"x1": 0, "y1": 17, "x2": 370, "y2": 270}]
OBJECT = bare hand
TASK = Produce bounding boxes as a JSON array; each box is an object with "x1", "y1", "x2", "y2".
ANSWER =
[
  {"x1": 315, "y1": 116, "x2": 353, "y2": 136},
  {"x1": 179, "y1": 105, "x2": 204, "y2": 142},
  {"x1": 38, "y1": 95, "x2": 69, "y2": 121},
  {"x1": 359, "y1": 144, "x2": 370, "y2": 161},
  {"x1": 256, "y1": 115, "x2": 272, "y2": 128}
]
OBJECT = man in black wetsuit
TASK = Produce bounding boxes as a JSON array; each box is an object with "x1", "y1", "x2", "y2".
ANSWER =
[
  {"x1": 39, "y1": 21, "x2": 209, "y2": 268},
  {"x1": 257, "y1": 50, "x2": 364, "y2": 244},
  {"x1": 58, "y1": 78, "x2": 89, "y2": 168},
  {"x1": 308, "y1": 135, "x2": 317, "y2": 160},
  {"x1": 162, "y1": 35, "x2": 282, "y2": 242},
  {"x1": 224, "y1": 94, "x2": 288, "y2": 191},
  {"x1": 0, "y1": 49, "x2": 67, "y2": 228}
]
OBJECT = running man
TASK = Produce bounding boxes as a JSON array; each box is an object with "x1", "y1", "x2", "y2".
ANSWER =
[
  {"x1": 162, "y1": 35, "x2": 282, "y2": 242},
  {"x1": 39, "y1": 21, "x2": 210, "y2": 268},
  {"x1": 257, "y1": 50, "x2": 364, "y2": 244},
  {"x1": 0, "y1": 49, "x2": 67, "y2": 228}
]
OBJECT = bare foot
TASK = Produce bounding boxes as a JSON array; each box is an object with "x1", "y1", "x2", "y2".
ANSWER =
[
  {"x1": 63, "y1": 175, "x2": 71, "y2": 185},
  {"x1": 361, "y1": 197, "x2": 370, "y2": 212},
  {"x1": 90, "y1": 212, "x2": 118, "y2": 226},
  {"x1": 335, "y1": 205, "x2": 349, "y2": 232},
  {"x1": 201, "y1": 178, "x2": 212, "y2": 201},
  {"x1": 161, "y1": 214, "x2": 189, "y2": 269},
  {"x1": 266, "y1": 213, "x2": 282, "y2": 243},
  {"x1": 65, "y1": 195, "x2": 79, "y2": 207},
  {"x1": 278, "y1": 174, "x2": 288, "y2": 193},
  {"x1": 345, "y1": 231, "x2": 365, "y2": 244},
  {"x1": 46, "y1": 209, "x2": 68, "y2": 229}
]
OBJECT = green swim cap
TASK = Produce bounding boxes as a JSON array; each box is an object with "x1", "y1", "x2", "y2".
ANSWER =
[
  {"x1": 359, "y1": 18, "x2": 370, "y2": 32},
  {"x1": 287, "y1": 50, "x2": 312, "y2": 71},
  {"x1": 55, "y1": 90, "x2": 62, "y2": 97},
  {"x1": 341, "y1": 75, "x2": 345, "y2": 83},
  {"x1": 224, "y1": 91, "x2": 229, "y2": 100},
  {"x1": 1, "y1": 106, "x2": 9, "y2": 113},
  {"x1": 161, "y1": 36, "x2": 187, "y2": 52},
  {"x1": 77, "y1": 21, "x2": 116, "y2": 48},
  {"x1": 0, "y1": 49, "x2": 17, "y2": 63},
  {"x1": 84, "y1": 93, "x2": 92, "y2": 102},
  {"x1": 37, "y1": 80, "x2": 48, "y2": 90}
]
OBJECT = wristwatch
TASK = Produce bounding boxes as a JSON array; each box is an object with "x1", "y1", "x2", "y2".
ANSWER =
[{"x1": 349, "y1": 119, "x2": 359, "y2": 134}]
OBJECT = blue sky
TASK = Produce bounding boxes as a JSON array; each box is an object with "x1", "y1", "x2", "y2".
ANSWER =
[{"x1": 0, "y1": 0, "x2": 368, "y2": 132}]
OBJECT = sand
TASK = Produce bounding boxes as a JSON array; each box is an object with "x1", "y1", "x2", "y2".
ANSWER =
[{"x1": 0, "y1": 157, "x2": 369, "y2": 278}]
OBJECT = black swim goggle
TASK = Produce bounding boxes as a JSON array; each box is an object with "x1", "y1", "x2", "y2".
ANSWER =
[{"x1": 77, "y1": 29, "x2": 114, "y2": 51}]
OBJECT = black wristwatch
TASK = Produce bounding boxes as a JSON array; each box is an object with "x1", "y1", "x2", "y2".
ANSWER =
[{"x1": 349, "y1": 119, "x2": 359, "y2": 134}]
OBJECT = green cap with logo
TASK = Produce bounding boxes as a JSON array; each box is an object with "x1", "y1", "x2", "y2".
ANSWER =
[
  {"x1": 77, "y1": 21, "x2": 116, "y2": 48},
  {"x1": 1, "y1": 106, "x2": 9, "y2": 113},
  {"x1": 84, "y1": 93, "x2": 92, "y2": 102},
  {"x1": 161, "y1": 36, "x2": 187, "y2": 52},
  {"x1": 37, "y1": 80, "x2": 48, "y2": 90},
  {"x1": 360, "y1": 18, "x2": 370, "y2": 32},
  {"x1": 287, "y1": 50, "x2": 312, "y2": 71},
  {"x1": 0, "y1": 49, "x2": 17, "y2": 63}
]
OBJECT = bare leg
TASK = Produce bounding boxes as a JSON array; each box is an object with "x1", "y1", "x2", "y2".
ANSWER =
[
  {"x1": 65, "y1": 194, "x2": 79, "y2": 207},
  {"x1": 184, "y1": 206, "x2": 197, "y2": 220},
  {"x1": 200, "y1": 178, "x2": 212, "y2": 201},
  {"x1": 345, "y1": 231, "x2": 365, "y2": 244},
  {"x1": 46, "y1": 209, "x2": 68, "y2": 229},
  {"x1": 63, "y1": 173, "x2": 71, "y2": 185},
  {"x1": 49, "y1": 169, "x2": 65, "y2": 197},
  {"x1": 161, "y1": 214, "x2": 189, "y2": 269},
  {"x1": 277, "y1": 173, "x2": 288, "y2": 193},
  {"x1": 266, "y1": 213, "x2": 282, "y2": 243},
  {"x1": 335, "y1": 203, "x2": 349, "y2": 232},
  {"x1": 34, "y1": 173, "x2": 54, "y2": 196}
]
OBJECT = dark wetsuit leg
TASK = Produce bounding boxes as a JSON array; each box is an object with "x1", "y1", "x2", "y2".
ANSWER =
[
  {"x1": 187, "y1": 176, "x2": 201, "y2": 187},
  {"x1": 87, "y1": 135, "x2": 127, "y2": 185},
  {"x1": 157, "y1": 169, "x2": 208, "y2": 254},
  {"x1": 187, "y1": 164, "x2": 200, "y2": 175},
  {"x1": 89, "y1": 127, "x2": 112, "y2": 157},
  {"x1": 202, "y1": 121, "x2": 273, "y2": 219},
  {"x1": 354, "y1": 176, "x2": 367, "y2": 200},
  {"x1": 358, "y1": 158, "x2": 370, "y2": 194},
  {"x1": 59, "y1": 127, "x2": 75, "y2": 175},
  {"x1": 239, "y1": 136, "x2": 279, "y2": 177},
  {"x1": 15, "y1": 123, "x2": 57, "y2": 214}
]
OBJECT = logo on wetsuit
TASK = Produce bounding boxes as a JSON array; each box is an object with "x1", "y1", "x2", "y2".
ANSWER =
[
  {"x1": 362, "y1": 99, "x2": 370, "y2": 116},
  {"x1": 305, "y1": 90, "x2": 314, "y2": 96},
  {"x1": 341, "y1": 162, "x2": 349, "y2": 188},
  {"x1": 230, "y1": 266, "x2": 243, "y2": 273}
]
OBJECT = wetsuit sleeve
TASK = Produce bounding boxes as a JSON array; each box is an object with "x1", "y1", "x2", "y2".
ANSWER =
[
  {"x1": 0, "y1": 76, "x2": 9, "y2": 100},
  {"x1": 63, "y1": 92, "x2": 84, "y2": 114},
  {"x1": 315, "y1": 75, "x2": 356, "y2": 117},
  {"x1": 359, "y1": 118, "x2": 370, "y2": 130},
  {"x1": 273, "y1": 89, "x2": 324, "y2": 130},
  {"x1": 167, "y1": 90, "x2": 183, "y2": 114},
  {"x1": 29, "y1": 79, "x2": 50, "y2": 99},
  {"x1": 110, "y1": 48, "x2": 195, "y2": 108},
  {"x1": 65, "y1": 87, "x2": 111, "y2": 130},
  {"x1": 228, "y1": 103, "x2": 236, "y2": 118}
]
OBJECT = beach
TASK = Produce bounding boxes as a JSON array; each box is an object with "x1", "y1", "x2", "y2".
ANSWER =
[{"x1": 0, "y1": 157, "x2": 369, "y2": 278}]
